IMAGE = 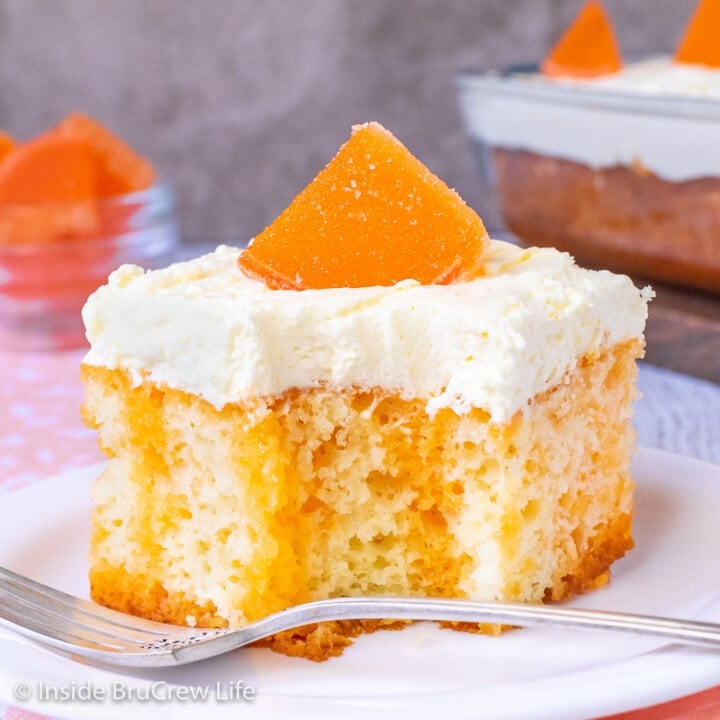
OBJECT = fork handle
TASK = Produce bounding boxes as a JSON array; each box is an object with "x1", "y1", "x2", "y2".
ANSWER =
[{"x1": 230, "y1": 596, "x2": 720, "y2": 650}]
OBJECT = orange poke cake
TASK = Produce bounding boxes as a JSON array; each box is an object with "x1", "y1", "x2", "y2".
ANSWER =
[{"x1": 81, "y1": 122, "x2": 651, "y2": 660}]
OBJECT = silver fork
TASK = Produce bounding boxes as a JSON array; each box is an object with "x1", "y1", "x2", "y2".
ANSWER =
[{"x1": 2, "y1": 565, "x2": 720, "y2": 668}]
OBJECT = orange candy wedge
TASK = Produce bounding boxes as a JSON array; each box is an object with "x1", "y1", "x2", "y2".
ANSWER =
[
  {"x1": 0, "y1": 132, "x2": 13, "y2": 164},
  {"x1": 57, "y1": 112, "x2": 156, "y2": 197},
  {"x1": 0, "y1": 131, "x2": 97, "y2": 206},
  {"x1": 541, "y1": 1, "x2": 623, "y2": 79},
  {"x1": 0, "y1": 131, "x2": 99, "y2": 248},
  {"x1": 238, "y1": 122, "x2": 489, "y2": 290},
  {"x1": 675, "y1": 0, "x2": 720, "y2": 68}
]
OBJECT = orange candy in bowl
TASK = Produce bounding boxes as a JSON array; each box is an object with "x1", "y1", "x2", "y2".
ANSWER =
[{"x1": 0, "y1": 113, "x2": 176, "y2": 350}]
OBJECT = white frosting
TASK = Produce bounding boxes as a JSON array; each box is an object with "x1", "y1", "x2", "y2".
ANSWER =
[
  {"x1": 459, "y1": 57, "x2": 720, "y2": 181},
  {"x1": 82, "y1": 241, "x2": 650, "y2": 424},
  {"x1": 550, "y1": 57, "x2": 720, "y2": 99}
]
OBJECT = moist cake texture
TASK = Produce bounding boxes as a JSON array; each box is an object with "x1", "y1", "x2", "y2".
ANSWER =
[{"x1": 81, "y1": 239, "x2": 650, "y2": 659}]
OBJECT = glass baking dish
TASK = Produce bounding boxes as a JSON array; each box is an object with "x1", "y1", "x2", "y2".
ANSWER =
[{"x1": 457, "y1": 63, "x2": 720, "y2": 294}]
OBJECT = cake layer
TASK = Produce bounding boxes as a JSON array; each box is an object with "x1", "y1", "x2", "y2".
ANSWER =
[
  {"x1": 494, "y1": 148, "x2": 720, "y2": 293},
  {"x1": 82, "y1": 240, "x2": 649, "y2": 424},
  {"x1": 83, "y1": 339, "x2": 641, "y2": 658}
]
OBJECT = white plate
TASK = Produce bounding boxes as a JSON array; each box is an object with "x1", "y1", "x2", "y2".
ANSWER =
[{"x1": 0, "y1": 448, "x2": 719, "y2": 720}]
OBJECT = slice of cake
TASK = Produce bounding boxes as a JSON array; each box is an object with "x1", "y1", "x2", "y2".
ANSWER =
[{"x1": 81, "y1": 122, "x2": 651, "y2": 661}]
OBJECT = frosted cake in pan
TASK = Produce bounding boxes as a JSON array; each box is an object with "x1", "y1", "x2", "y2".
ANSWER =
[{"x1": 458, "y1": 0, "x2": 720, "y2": 293}]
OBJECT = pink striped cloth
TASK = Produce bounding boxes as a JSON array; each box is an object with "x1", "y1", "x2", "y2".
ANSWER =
[
  {"x1": 1, "y1": 708, "x2": 54, "y2": 720},
  {"x1": 0, "y1": 348, "x2": 100, "y2": 492},
  {"x1": 0, "y1": 348, "x2": 98, "y2": 720}
]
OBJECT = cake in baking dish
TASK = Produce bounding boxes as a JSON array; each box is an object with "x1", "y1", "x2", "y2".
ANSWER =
[
  {"x1": 81, "y1": 122, "x2": 650, "y2": 660},
  {"x1": 459, "y1": 0, "x2": 720, "y2": 293}
]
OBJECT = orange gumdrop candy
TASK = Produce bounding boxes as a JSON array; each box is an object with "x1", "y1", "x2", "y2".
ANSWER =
[
  {"x1": 541, "y1": 1, "x2": 622, "y2": 79},
  {"x1": 0, "y1": 131, "x2": 97, "y2": 206},
  {"x1": 0, "y1": 132, "x2": 13, "y2": 164},
  {"x1": 238, "y1": 122, "x2": 488, "y2": 289},
  {"x1": 57, "y1": 112, "x2": 156, "y2": 196},
  {"x1": 675, "y1": 0, "x2": 720, "y2": 68},
  {"x1": 0, "y1": 131, "x2": 99, "y2": 247}
]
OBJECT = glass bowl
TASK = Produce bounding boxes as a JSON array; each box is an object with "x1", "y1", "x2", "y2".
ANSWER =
[
  {"x1": 456, "y1": 63, "x2": 720, "y2": 294},
  {"x1": 0, "y1": 183, "x2": 178, "y2": 350}
]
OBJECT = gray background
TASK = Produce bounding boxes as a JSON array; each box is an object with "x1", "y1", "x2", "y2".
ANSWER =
[{"x1": 0, "y1": 0, "x2": 697, "y2": 242}]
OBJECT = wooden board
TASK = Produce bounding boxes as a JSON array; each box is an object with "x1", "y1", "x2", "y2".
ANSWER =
[{"x1": 642, "y1": 280, "x2": 720, "y2": 385}]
